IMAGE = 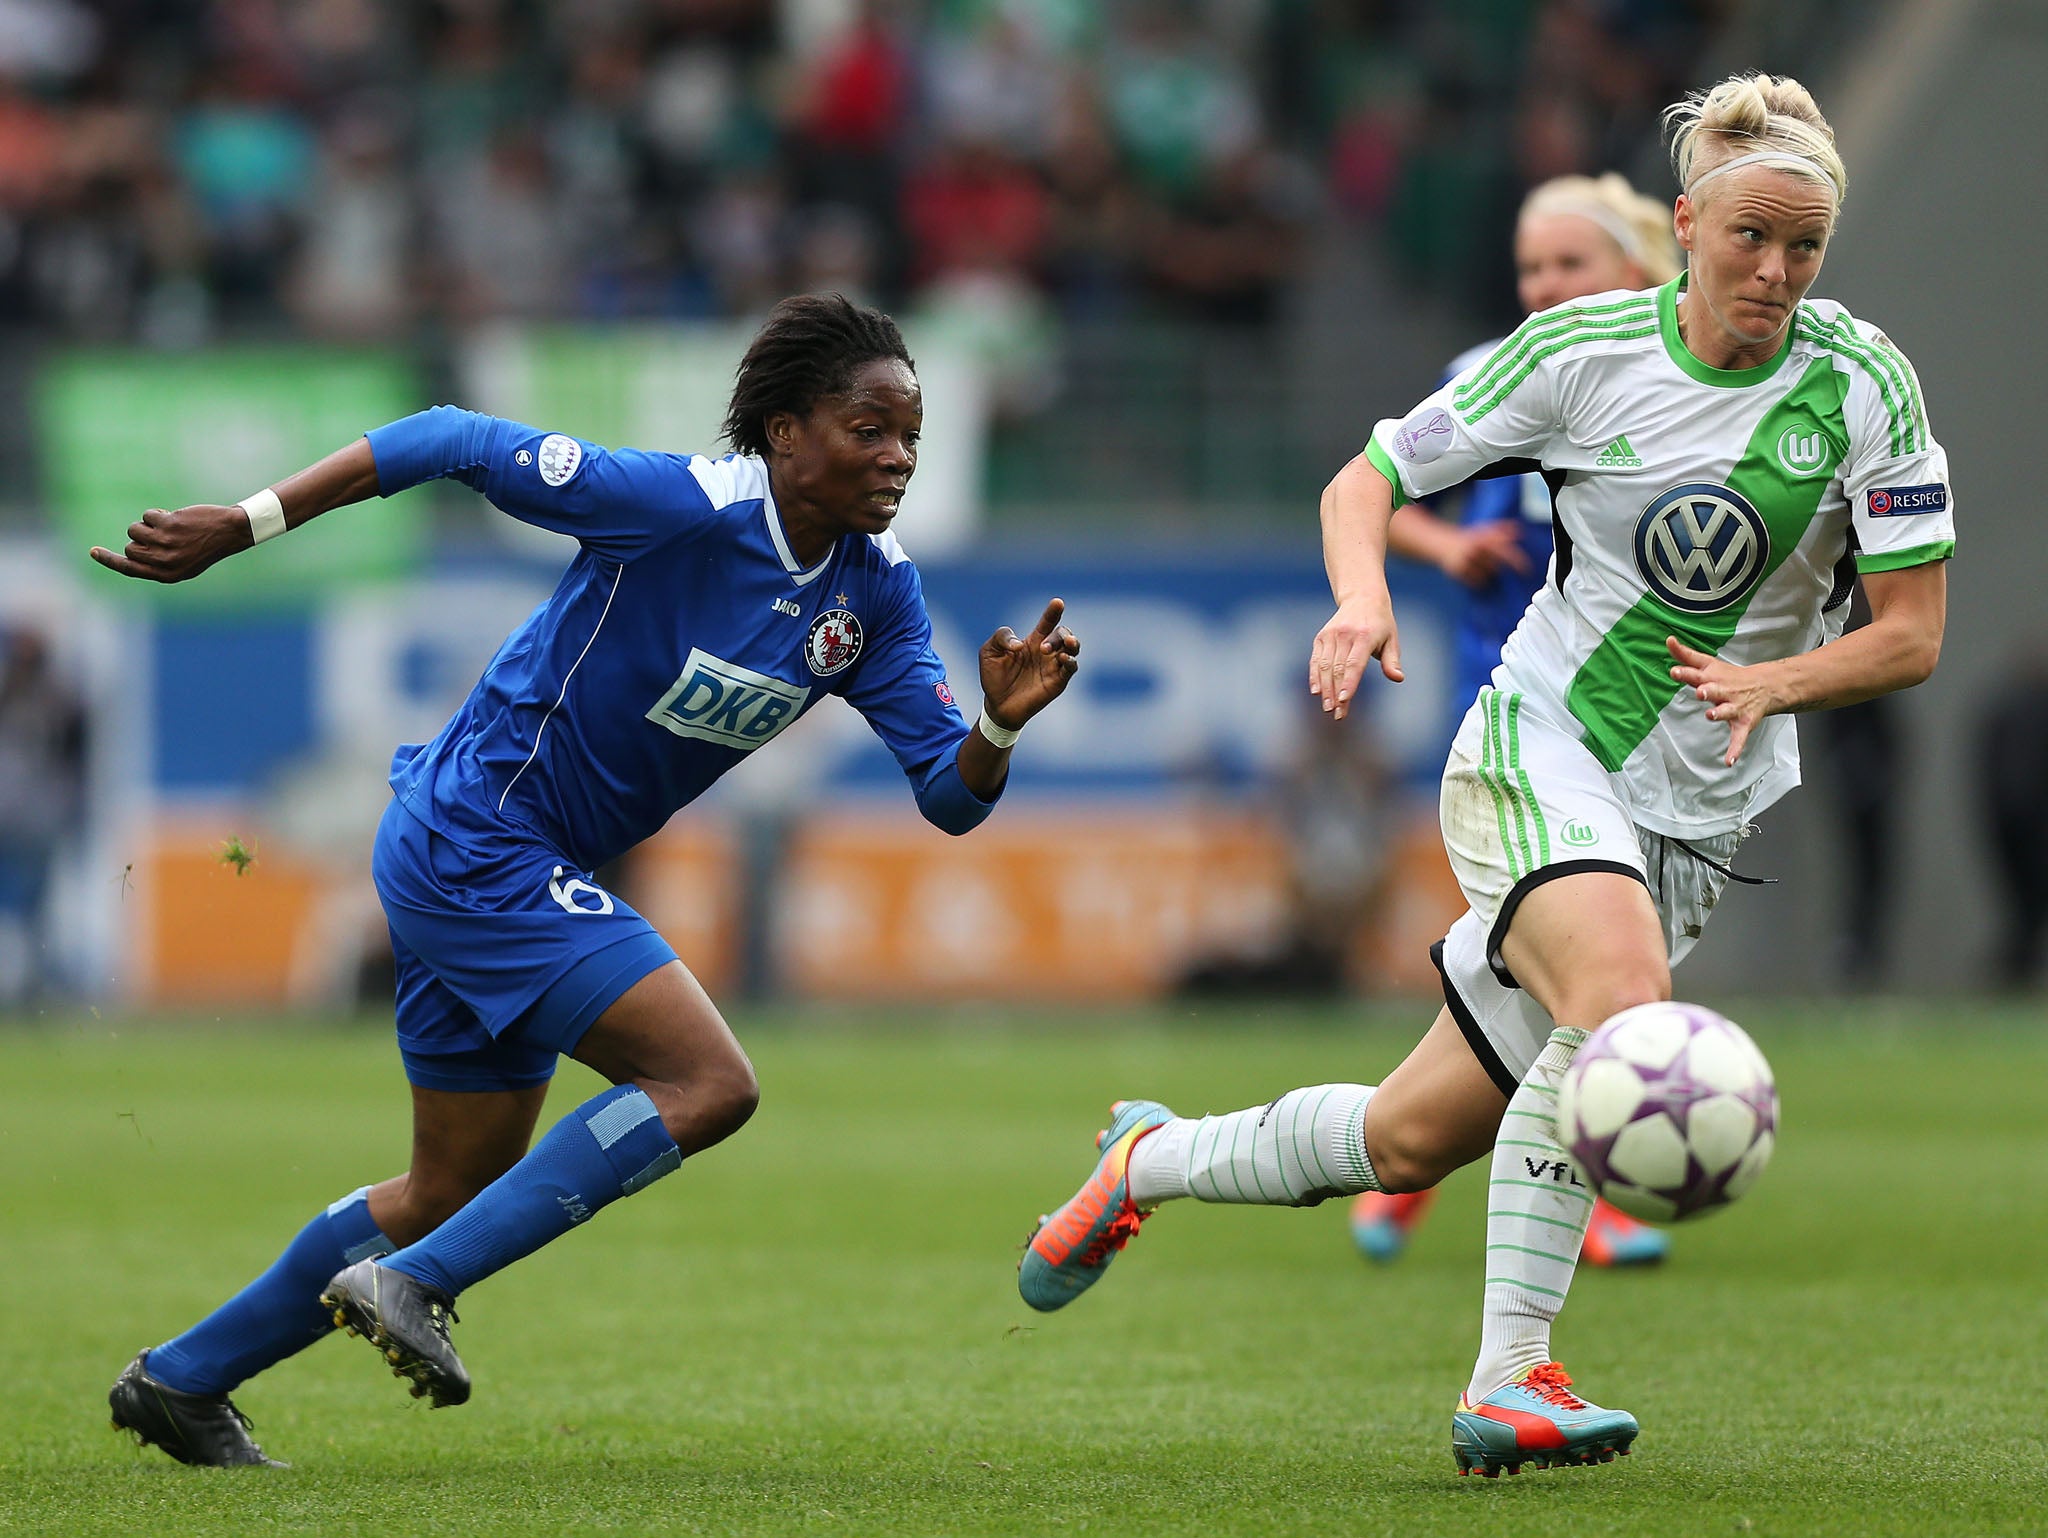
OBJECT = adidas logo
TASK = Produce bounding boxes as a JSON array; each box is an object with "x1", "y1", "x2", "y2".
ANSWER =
[{"x1": 1596, "y1": 434, "x2": 1644, "y2": 468}]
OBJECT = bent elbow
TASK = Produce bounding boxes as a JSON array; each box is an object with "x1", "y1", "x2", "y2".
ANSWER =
[
  {"x1": 921, "y1": 803, "x2": 992, "y2": 838},
  {"x1": 912, "y1": 757, "x2": 999, "y2": 836},
  {"x1": 1909, "y1": 631, "x2": 1943, "y2": 687}
]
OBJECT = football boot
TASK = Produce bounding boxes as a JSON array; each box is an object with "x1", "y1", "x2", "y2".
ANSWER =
[
  {"x1": 321, "y1": 1259, "x2": 471, "y2": 1407},
  {"x1": 1581, "y1": 1198, "x2": 1671, "y2": 1267},
  {"x1": 1452, "y1": 1362, "x2": 1638, "y2": 1476},
  {"x1": 108, "y1": 1351, "x2": 286, "y2": 1468},
  {"x1": 1018, "y1": 1099, "x2": 1173, "y2": 1312},
  {"x1": 1348, "y1": 1189, "x2": 1439, "y2": 1264}
]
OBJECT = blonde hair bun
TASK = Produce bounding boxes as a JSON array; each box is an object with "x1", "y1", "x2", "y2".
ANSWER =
[{"x1": 1665, "y1": 72, "x2": 1846, "y2": 208}]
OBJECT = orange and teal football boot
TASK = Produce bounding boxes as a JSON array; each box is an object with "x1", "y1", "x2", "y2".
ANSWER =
[
  {"x1": 1452, "y1": 1362, "x2": 1638, "y2": 1477},
  {"x1": 1348, "y1": 1189, "x2": 1439, "y2": 1263},
  {"x1": 1018, "y1": 1099, "x2": 1173, "y2": 1312},
  {"x1": 1354, "y1": 1193, "x2": 1666, "y2": 1268},
  {"x1": 1580, "y1": 1199, "x2": 1670, "y2": 1267}
]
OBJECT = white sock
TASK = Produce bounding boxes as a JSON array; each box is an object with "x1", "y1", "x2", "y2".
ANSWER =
[
  {"x1": 1467, "y1": 1027, "x2": 1592, "y2": 1401},
  {"x1": 1126, "y1": 1085, "x2": 1379, "y2": 1208}
]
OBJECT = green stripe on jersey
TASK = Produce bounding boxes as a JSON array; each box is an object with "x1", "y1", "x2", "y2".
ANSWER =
[
  {"x1": 1565, "y1": 355, "x2": 1852, "y2": 771},
  {"x1": 1858, "y1": 539, "x2": 1954, "y2": 573},
  {"x1": 1506, "y1": 693, "x2": 1550, "y2": 868},
  {"x1": 1811, "y1": 309, "x2": 1923, "y2": 451},
  {"x1": 1456, "y1": 295, "x2": 1657, "y2": 411},
  {"x1": 1479, "y1": 689, "x2": 1521, "y2": 880},
  {"x1": 1492, "y1": 692, "x2": 1535, "y2": 875},
  {"x1": 1362, "y1": 437, "x2": 1411, "y2": 510},
  {"x1": 1867, "y1": 330, "x2": 1928, "y2": 448},
  {"x1": 1457, "y1": 307, "x2": 1657, "y2": 425},
  {"x1": 1793, "y1": 313, "x2": 1920, "y2": 456}
]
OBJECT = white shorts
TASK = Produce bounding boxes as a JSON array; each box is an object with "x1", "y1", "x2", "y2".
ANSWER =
[{"x1": 1432, "y1": 685, "x2": 1747, "y2": 1092}]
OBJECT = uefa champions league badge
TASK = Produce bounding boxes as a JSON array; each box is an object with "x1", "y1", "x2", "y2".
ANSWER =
[
  {"x1": 1393, "y1": 407, "x2": 1454, "y2": 463},
  {"x1": 537, "y1": 434, "x2": 583, "y2": 487},
  {"x1": 805, "y1": 609, "x2": 863, "y2": 677}
]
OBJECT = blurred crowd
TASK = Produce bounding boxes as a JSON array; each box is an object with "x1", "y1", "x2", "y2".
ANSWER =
[
  {"x1": 0, "y1": 0, "x2": 1727, "y2": 347},
  {"x1": 0, "y1": 622, "x2": 86, "y2": 1004}
]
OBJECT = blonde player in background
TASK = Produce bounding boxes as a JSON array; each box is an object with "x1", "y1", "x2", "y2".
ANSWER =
[
  {"x1": 1354, "y1": 172, "x2": 1684, "y2": 1271},
  {"x1": 1018, "y1": 73, "x2": 1952, "y2": 1477}
]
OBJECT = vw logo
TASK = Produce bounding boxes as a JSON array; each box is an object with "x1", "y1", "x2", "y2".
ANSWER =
[{"x1": 1633, "y1": 483, "x2": 1770, "y2": 614}]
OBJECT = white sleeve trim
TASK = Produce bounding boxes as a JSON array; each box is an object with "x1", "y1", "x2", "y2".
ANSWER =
[{"x1": 687, "y1": 453, "x2": 770, "y2": 512}]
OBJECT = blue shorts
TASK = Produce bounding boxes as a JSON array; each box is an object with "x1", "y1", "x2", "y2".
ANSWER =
[{"x1": 372, "y1": 799, "x2": 678, "y2": 1093}]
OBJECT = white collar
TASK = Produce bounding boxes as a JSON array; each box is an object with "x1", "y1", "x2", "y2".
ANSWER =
[{"x1": 762, "y1": 484, "x2": 831, "y2": 587}]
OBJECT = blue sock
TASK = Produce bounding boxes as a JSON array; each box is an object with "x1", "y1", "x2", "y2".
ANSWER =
[
  {"x1": 147, "y1": 1187, "x2": 395, "y2": 1396},
  {"x1": 384, "y1": 1085, "x2": 682, "y2": 1298}
]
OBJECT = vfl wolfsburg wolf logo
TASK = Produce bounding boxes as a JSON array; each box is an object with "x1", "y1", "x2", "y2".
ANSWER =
[
  {"x1": 1633, "y1": 483, "x2": 1770, "y2": 614},
  {"x1": 1775, "y1": 423, "x2": 1831, "y2": 477}
]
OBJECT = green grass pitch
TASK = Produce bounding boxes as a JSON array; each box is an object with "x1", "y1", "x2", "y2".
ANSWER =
[{"x1": 3, "y1": 1000, "x2": 2045, "y2": 1536}]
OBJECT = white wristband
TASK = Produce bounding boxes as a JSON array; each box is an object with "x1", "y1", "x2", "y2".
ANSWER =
[
  {"x1": 977, "y1": 705, "x2": 1022, "y2": 749},
  {"x1": 238, "y1": 487, "x2": 287, "y2": 545}
]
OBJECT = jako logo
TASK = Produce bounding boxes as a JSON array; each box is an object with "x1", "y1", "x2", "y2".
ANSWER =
[
  {"x1": 1634, "y1": 483, "x2": 1770, "y2": 614},
  {"x1": 646, "y1": 649, "x2": 810, "y2": 750},
  {"x1": 549, "y1": 865, "x2": 614, "y2": 916},
  {"x1": 1776, "y1": 424, "x2": 1831, "y2": 477}
]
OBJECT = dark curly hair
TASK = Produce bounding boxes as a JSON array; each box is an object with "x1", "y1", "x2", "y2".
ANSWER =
[{"x1": 721, "y1": 294, "x2": 915, "y2": 458}]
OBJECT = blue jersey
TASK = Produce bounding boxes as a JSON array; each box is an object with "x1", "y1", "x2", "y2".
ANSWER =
[
  {"x1": 1426, "y1": 339, "x2": 1556, "y2": 711},
  {"x1": 367, "y1": 407, "x2": 995, "y2": 871}
]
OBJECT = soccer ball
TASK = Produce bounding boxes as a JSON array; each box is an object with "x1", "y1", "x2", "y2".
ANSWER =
[{"x1": 1556, "y1": 1002, "x2": 1778, "y2": 1223}]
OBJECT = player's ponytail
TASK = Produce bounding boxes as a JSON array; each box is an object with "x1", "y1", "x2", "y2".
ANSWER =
[
  {"x1": 722, "y1": 294, "x2": 915, "y2": 459},
  {"x1": 1665, "y1": 72, "x2": 1846, "y2": 214}
]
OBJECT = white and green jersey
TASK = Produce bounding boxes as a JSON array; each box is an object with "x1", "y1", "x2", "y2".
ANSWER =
[{"x1": 1365, "y1": 274, "x2": 1955, "y2": 837}]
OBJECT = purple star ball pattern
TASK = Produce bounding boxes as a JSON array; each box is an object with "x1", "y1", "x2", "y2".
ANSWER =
[{"x1": 1556, "y1": 1003, "x2": 1779, "y2": 1223}]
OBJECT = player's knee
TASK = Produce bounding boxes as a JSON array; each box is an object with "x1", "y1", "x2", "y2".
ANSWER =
[
  {"x1": 1370, "y1": 1148, "x2": 1443, "y2": 1195},
  {"x1": 1366, "y1": 1112, "x2": 1474, "y2": 1194},
  {"x1": 641, "y1": 1050, "x2": 758, "y2": 1151},
  {"x1": 706, "y1": 1056, "x2": 760, "y2": 1140},
  {"x1": 404, "y1": 1188, "x2": 468, "y2": 1235},
  {"x1": 1559, "y1": 960, "x2": 1671, "y2": 1032},
  {"x1": 383, "y1": 1170, "x2": 496, "y2": 1243}
]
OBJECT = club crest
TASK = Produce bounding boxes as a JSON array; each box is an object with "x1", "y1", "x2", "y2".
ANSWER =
[{"x1": 805, "y1": 608, "x2": 864, "y2": 677}]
